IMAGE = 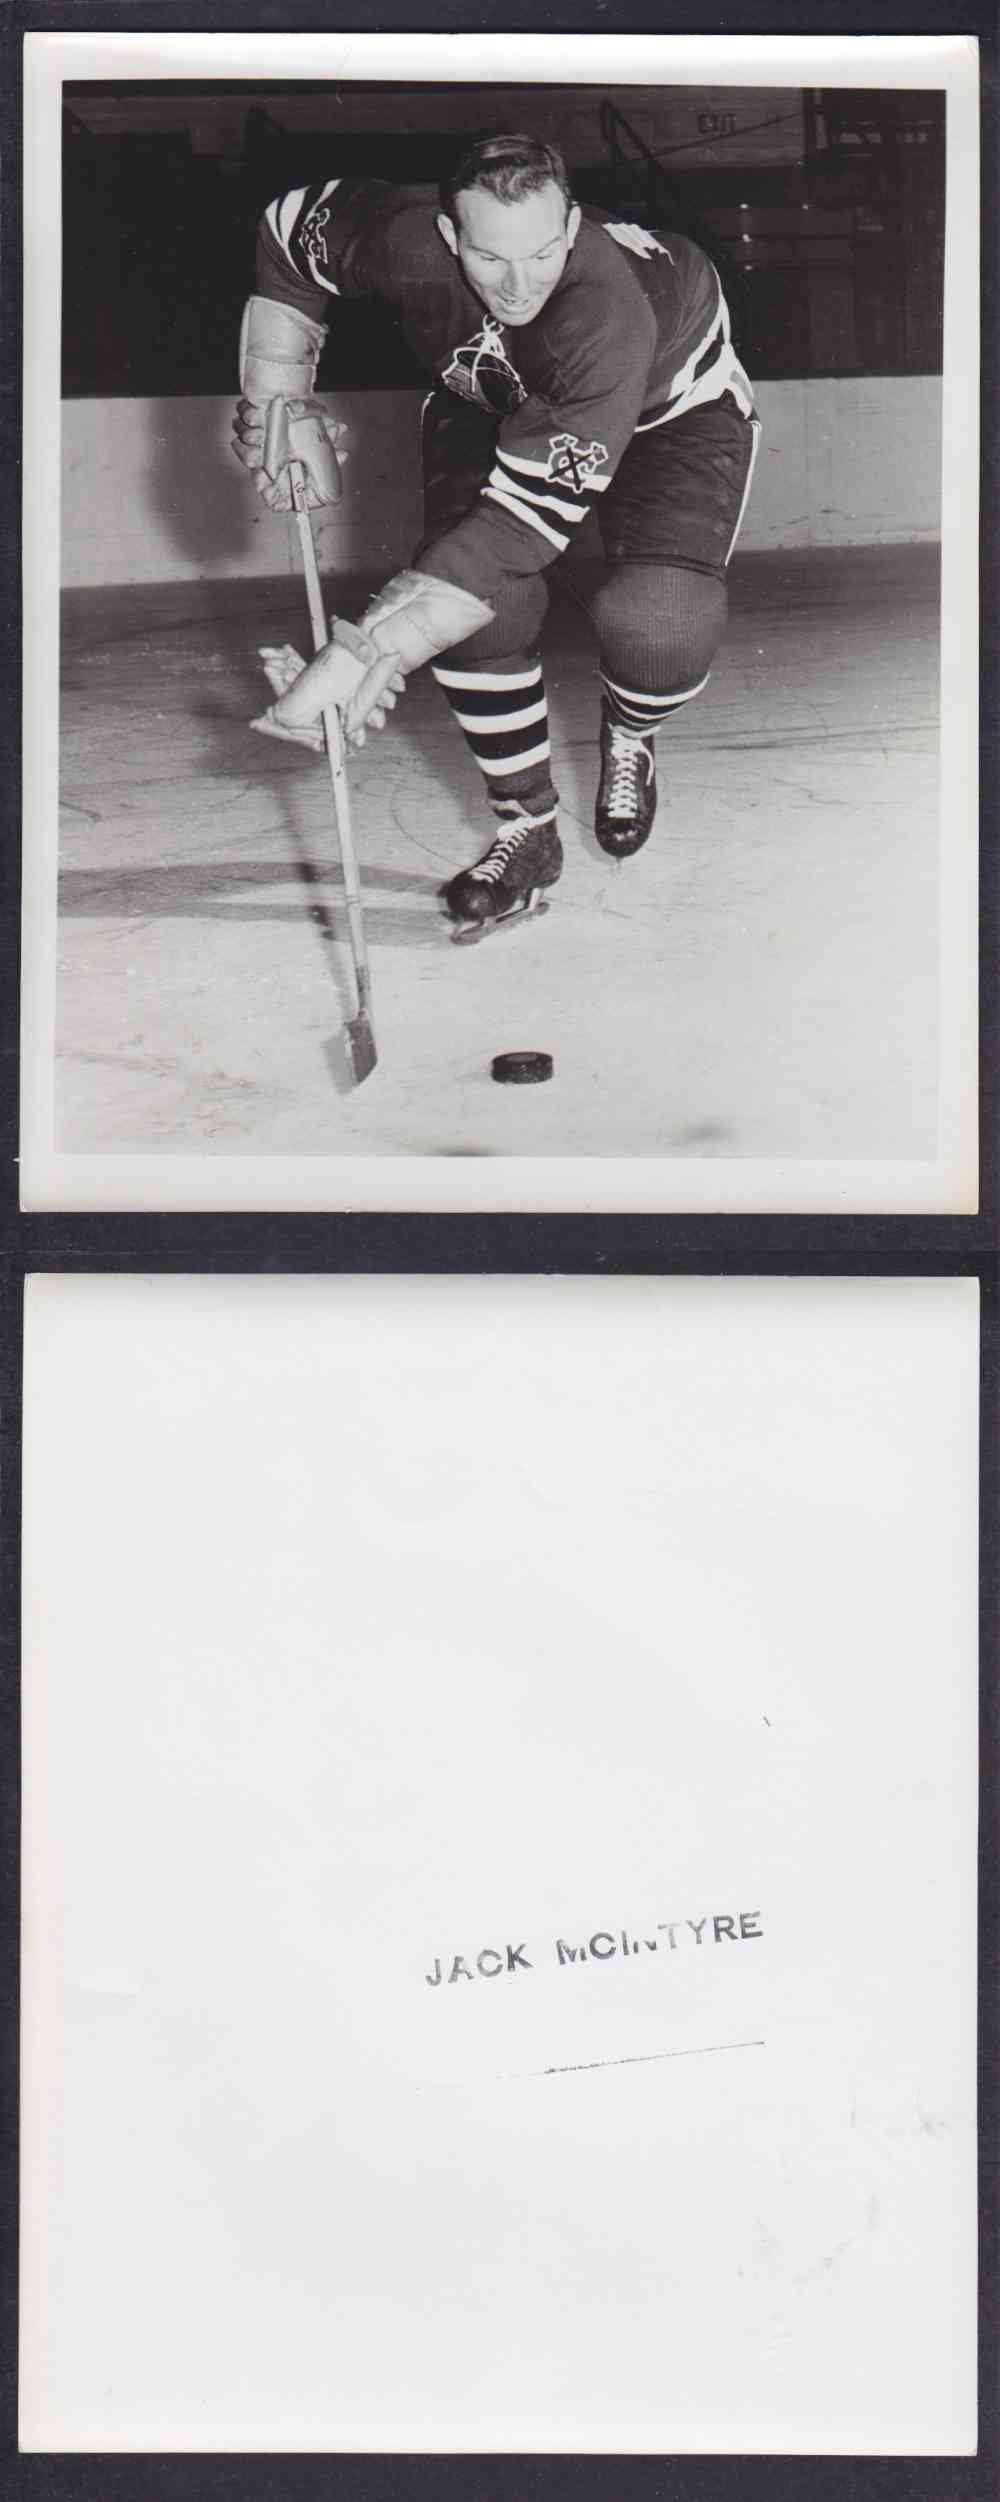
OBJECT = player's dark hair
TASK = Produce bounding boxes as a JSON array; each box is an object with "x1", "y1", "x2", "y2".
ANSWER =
[{"x1": 441, "y1": 132, "x2": 574, "y2": 228}]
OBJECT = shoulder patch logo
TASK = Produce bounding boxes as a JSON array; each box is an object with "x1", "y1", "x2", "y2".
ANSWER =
[
  {"x1": 300, "y1": 200, "x2": 332, "y2": 279},
  {"x1": 604, "y1": 220, "x2": 672, "y2": 263},
  {"x1": 545, "y1": 433, "x2": 609, "y2": 494}
]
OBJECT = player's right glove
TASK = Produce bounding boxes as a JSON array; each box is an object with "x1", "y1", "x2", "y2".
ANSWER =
[
  {"x1": 253, "y1": 623, "x2": 406, "y2": 751},
  {"x1": 251, "y1": 573, "x2": 495, "y2": 750},
  {"x1": 233, "y1": 296, "x2": 345, "y2": 511}
]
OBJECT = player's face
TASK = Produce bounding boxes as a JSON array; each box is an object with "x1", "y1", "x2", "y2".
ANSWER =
[{"x1": 438, "y1": 182, "x2": 582, "y2": 326}]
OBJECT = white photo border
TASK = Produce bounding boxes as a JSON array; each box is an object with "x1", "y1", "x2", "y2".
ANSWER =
[{"x1": 20, "y1": 30, "x2": 981, "y2": 1214}]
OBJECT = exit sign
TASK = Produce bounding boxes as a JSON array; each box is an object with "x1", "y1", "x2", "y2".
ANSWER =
[{"x1": 612, "y1": 89, "x2": 806, "y2": 170}]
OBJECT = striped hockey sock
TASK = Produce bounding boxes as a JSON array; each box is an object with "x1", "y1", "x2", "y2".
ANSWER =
[
  {"x1": 600, "y1": 669, "x2": 711, "y2": 737},
  {"x1": 431, "y1": 660, "x2": 557, "y2": 819}
]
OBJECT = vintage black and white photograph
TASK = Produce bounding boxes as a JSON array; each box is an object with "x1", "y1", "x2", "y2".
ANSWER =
[{"x1": 20, "y1": 32, "x2": 978, "y2": 1208}]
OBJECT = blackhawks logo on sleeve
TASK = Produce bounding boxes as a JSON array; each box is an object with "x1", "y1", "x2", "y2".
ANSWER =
[{"x1": 545, "y1": 433, "x2": 609, "y2": 493}]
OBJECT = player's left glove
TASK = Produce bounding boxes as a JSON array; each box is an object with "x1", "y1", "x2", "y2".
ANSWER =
[{"x1": 233, "y1": 296, "x2": 346, "y2": 511}]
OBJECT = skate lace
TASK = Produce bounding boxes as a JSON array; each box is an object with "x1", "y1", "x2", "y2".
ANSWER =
[
  {"x1": 607, "y1": 724, "x2": 651, "y2": 817},
  {"x1": 473, "y1": 814, "x2": 542, "y2": 886}
]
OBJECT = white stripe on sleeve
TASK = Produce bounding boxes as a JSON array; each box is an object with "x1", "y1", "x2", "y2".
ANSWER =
[
  {"x1": 498, "y1": 446, "x2": 611, "y2": 493},
  {"x1": 483, "y1": 486, "x2": 568, "y2": 552},
  {"x1": 489, "y1": 465, "x2": 587, "y2": 527},
  {"x1": 270, "y1": 188, "x2": 308, "y2": 255}
]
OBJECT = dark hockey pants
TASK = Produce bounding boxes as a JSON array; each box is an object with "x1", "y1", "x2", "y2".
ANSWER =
[{"x1": 418, "y1": 387, "x2": 760, "y2": 822}]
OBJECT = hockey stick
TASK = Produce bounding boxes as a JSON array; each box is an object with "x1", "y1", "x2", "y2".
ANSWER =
[{"x1": 282, "y1": 445, "x2": 377, "y2": 1086}]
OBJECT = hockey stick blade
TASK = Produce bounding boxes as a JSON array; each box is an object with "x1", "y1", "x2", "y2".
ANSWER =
[{"x1": 346, "y1": 1006, "x2": 377, "y2": 1083}]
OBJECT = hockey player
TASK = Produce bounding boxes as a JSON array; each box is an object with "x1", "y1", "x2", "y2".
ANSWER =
[{"x1": 233, "y1": 132, "x2": 759, "y2": 937}]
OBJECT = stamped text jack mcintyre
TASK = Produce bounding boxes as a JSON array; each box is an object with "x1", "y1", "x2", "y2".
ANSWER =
[{"x1": 425, "y1": 1911, "x2": 763, "y2": 1986}]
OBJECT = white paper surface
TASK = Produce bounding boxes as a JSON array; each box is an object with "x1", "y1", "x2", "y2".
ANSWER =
[{"x1": 20, "y1": 1275, "x2": 978, "y2": 2452}]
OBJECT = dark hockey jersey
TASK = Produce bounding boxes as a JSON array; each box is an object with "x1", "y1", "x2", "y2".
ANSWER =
[{"x1": 255, "y1": 178, "x2": 754, "y2": 602}]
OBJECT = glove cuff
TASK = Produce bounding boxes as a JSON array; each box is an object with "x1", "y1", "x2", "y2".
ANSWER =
[
  {"x1": 359, "y1": 571, "x2": 494, "y2": 675},
  {"x1": 238, "y1": 294, "x2": 327, "y2": 404}
]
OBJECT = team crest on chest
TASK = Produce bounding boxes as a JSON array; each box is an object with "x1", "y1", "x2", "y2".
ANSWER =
[
  {"x1": 545, "y1": 432, "x2": 609, "y2": 493},
  {"x1": 440, "y1": 318, "x2": 527, "y2": 416}
]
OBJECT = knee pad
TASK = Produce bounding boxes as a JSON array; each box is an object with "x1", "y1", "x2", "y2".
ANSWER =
[
  {"x1": 592, "y1": 563, "x2": 728, "y2": 703},
  {"x1": 434, "y1": 573, "x2": 549, "y2": 670}
]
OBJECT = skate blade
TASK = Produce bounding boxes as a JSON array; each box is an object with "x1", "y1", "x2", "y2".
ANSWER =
[{"x1": 448, "y1": 892, "x2": 551, "y2": 947}]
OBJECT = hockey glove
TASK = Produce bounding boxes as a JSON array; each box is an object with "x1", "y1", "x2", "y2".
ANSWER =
[
  {"x1": 233, "y1": 296, "x2": 345, "y2": 511},
  {"x1": 253, "y1": 572, "x2": 495, "y2": 751},
  {"x1": 356, "y1": 571, "x2": 494, "y2": 671},
  {"x1": 253, "y1": 621, "x2": 407, "y2": 752}
]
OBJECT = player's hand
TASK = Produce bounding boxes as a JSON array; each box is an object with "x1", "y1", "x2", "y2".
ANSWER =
[
  {"x1": 252, "y1": 627, "x2": 406, "y2": 752},
  {"x1": 232, "y1": 400, "x2": 348, "y2": 511},
  {"x1": 332, "y1": 618, "x2": 407, "y2": 743}
]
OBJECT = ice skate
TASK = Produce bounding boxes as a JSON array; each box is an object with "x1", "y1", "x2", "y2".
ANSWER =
[
  {"x1": 595, "y1": 701, "x2": 658, "y2": 859},
  {"x1": 442, "y1": 810, "x2": 563, "y2": 945}
]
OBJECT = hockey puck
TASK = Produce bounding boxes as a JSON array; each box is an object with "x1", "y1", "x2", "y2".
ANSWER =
[{"x1": 491, "y1": 1051, "x2": 554, "y2": 1085}]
